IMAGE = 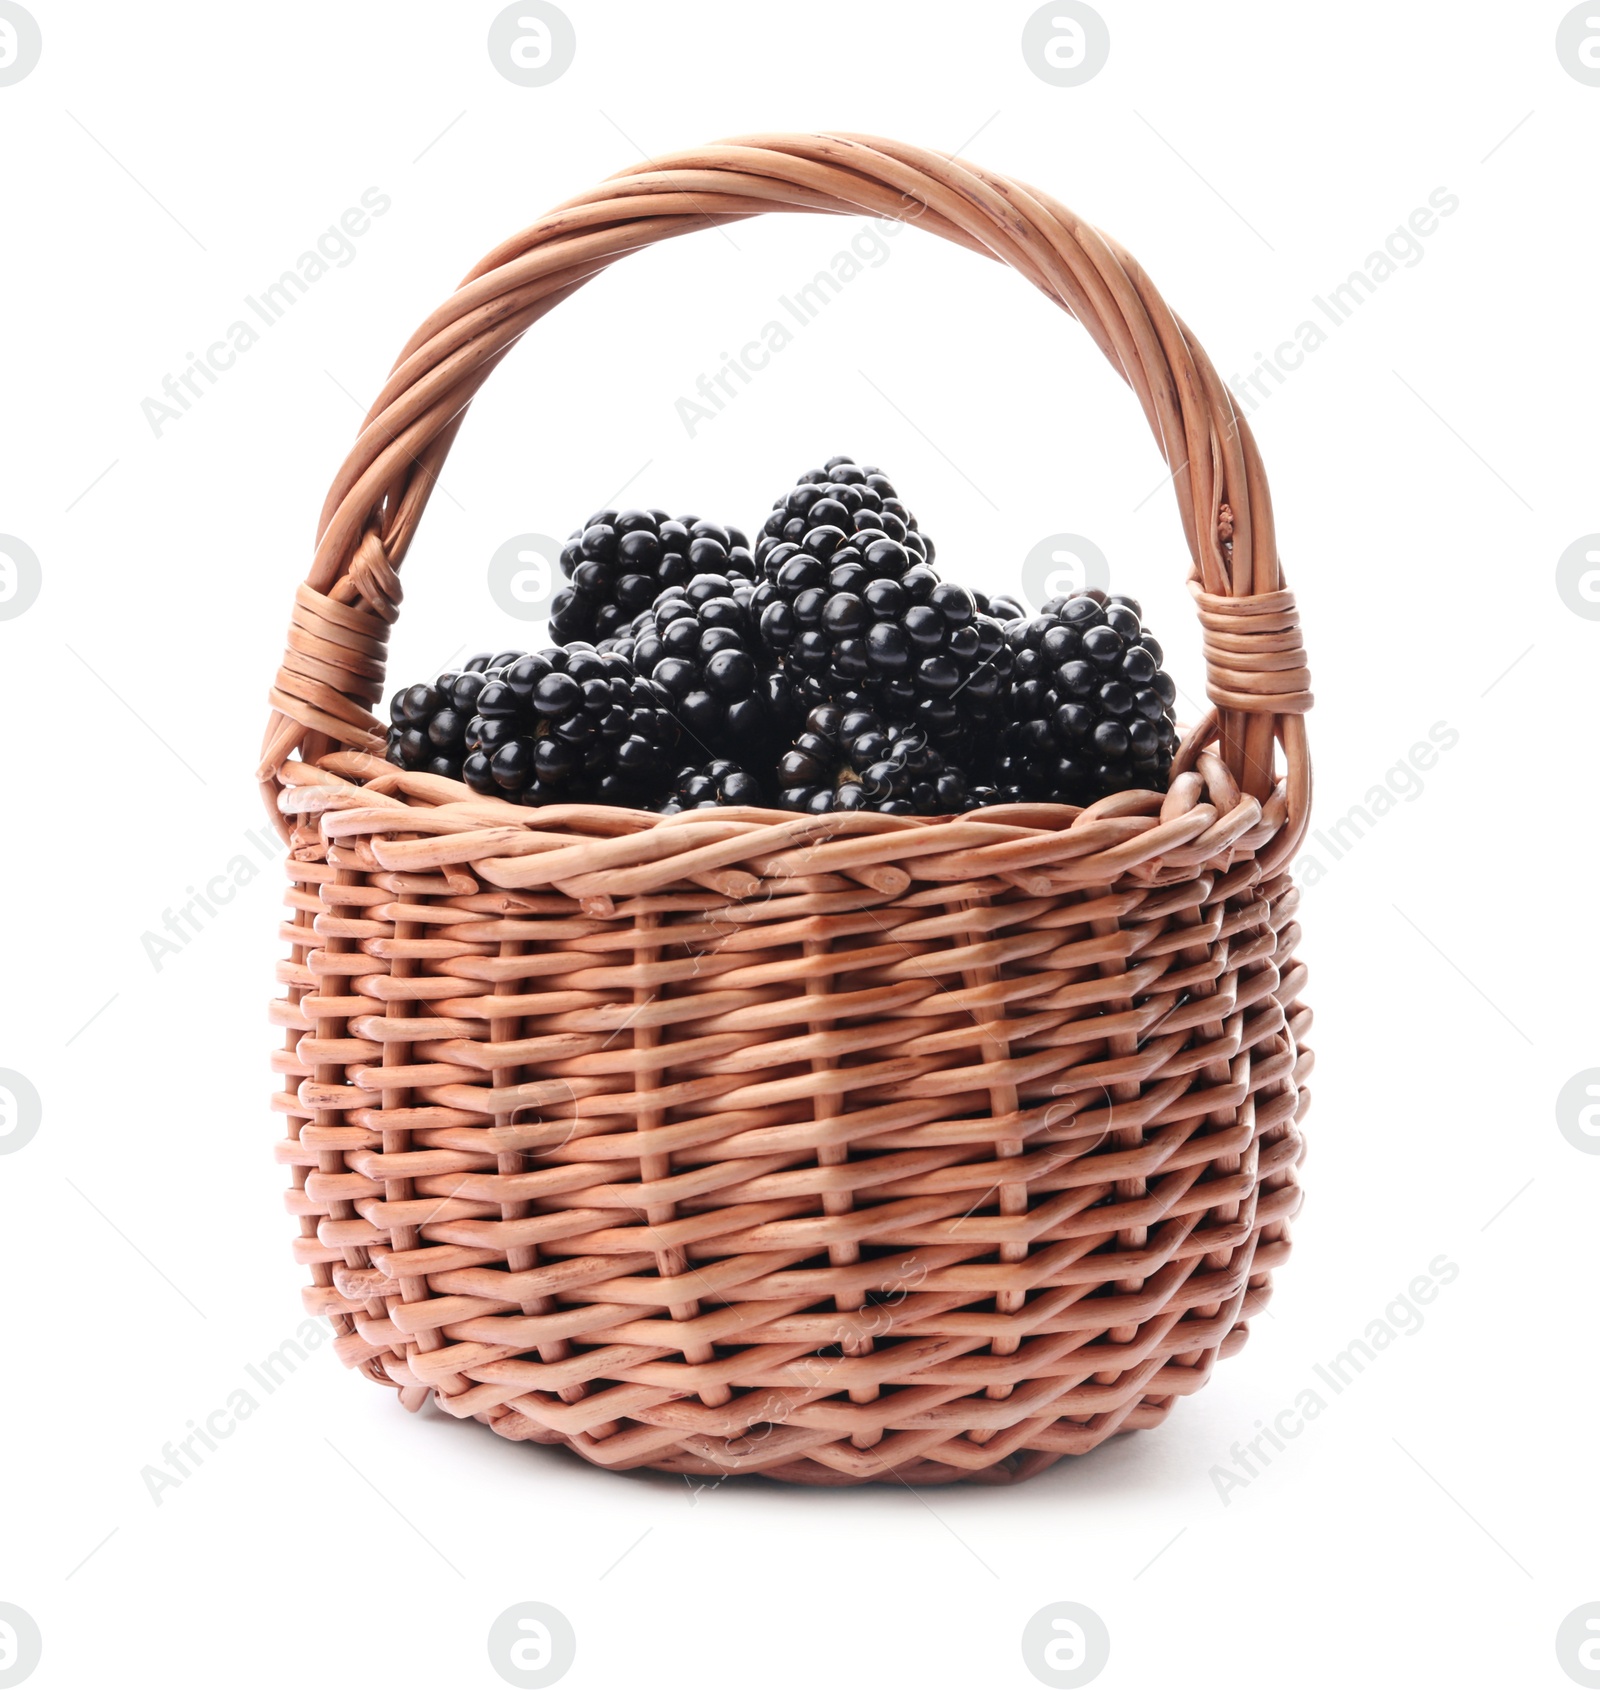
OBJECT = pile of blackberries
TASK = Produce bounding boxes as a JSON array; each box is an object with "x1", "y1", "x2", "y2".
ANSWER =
[{"x1": 384, "y1": 463, "x2": 1182, "y2": 814}]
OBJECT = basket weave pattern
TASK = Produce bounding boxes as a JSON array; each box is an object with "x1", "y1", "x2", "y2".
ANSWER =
[{"x1": 262, "y1": 134, "x2": 1313, "y2": 1485}]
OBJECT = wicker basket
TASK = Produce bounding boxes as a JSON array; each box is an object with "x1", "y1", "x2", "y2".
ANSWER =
[{"x1": 262, "y1": 132, "x2": 1313, "y2": 1487}]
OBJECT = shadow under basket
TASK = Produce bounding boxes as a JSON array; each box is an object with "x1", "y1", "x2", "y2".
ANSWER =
[{"x1": 261, "y1": 132, "x2": 1314, "y2": 1486}]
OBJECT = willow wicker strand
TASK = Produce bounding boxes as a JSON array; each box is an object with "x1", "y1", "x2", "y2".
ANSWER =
[{"x1": 262, "y1": 133, "x2": 1312, "y2": 1484}]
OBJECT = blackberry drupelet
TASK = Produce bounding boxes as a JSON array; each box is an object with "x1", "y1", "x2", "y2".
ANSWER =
[
  {"x1": 776, "y1": 703, "x2": 970, "y2": 815},
  {"x1": 386, "y1": 646, "x2": 679, "y2": 807},
  {"x1": 549, "y1": 508, "x2": 753, "y2": 644},
  {"x1": 997, "y1": 591, "x2": 1179, "y2": 804},
  {"x1": 657, "y1": 759, "x2": 766, "y2": 813}
]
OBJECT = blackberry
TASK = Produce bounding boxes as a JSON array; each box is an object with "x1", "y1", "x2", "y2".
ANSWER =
[
  {"x1": 550, "y1": 508, "x2": 753, "y2": 644},
  {"x1": 753, "y1": 524, "x2": 1013, "y2": 747},
  {"x1": 750, "y1": 457, "x2": 1012, "y2": 748},
  {"x1": 658, "y1": 759, "x2": 766, "y2": 813},
  {"x1": 616, "y1": 570, "x2": 800, "y2": 763},
  {"x1": 386, "y1": 646, "x2": 679, "y2": 807},
  {"x1": 776, "y1": 703, "x2": 970, "y2": 815},
  {"x1": 385, "y1": 648, "x2": 526, "y2": 779},
  {"x1": 997, "y1": 591, "x2": 1179, "y2": 804},
  {"x1": 754, "y1": 455, "x2": 933, "y2": 571}
]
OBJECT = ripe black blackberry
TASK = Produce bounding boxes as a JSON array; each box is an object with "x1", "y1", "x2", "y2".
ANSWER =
[
  {"x1": 385, "y1": 648, "x2": 526, "y2": 779},
  {"x1": 750, "y1": 457, "x2": 1012, "y2": 747},
  {"x1": 386, "y1": 646, "x2": 679, "y2": 807},
  {"x1": 606, "y1": 571, "x2": 800, "y2": 762},
  {"x1": 657, "y1": 760, "x2": 766, "y2": 813},
  {"x1": 754, "y1": 454, "x2": 932, "y2": 574},
  {"x1": 753, "y1": 525, "x2": 1013, "y2": 746},
  {"x1": 550, "y1": 508, "x2": 754, "y2": 644},
  {"x1": 776, "y1": 703, "x2": 970, "y2": 815},
  {"x1": 997, "y1": 591, "x2": 1179, "y2": 804}
]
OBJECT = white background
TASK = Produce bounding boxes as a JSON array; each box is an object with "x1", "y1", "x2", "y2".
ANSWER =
[{"x1": 1, "y1": 2, "x2": 1595, "y2": 1686}]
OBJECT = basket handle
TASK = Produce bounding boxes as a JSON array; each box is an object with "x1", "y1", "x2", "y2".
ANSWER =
[{"x1": 259, "y1": 131, "x2": 1311, "y2": 827}]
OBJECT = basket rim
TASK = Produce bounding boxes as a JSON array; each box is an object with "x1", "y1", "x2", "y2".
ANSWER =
[{"x1": 279, "y1": 709, "x2": 1299, "y2": 903}]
